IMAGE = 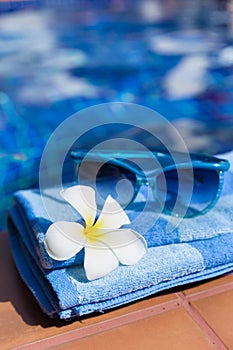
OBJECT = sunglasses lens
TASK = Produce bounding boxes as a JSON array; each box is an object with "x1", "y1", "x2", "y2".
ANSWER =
[
  {"x1": 156, "y1": 168, "x2": 219, "y2": 217},
  {"x1": 77, "y1": 161, "x2": 137, "y2": 207}
]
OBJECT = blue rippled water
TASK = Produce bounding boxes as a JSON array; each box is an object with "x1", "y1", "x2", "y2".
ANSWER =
[{"x1": 0, "y1": 0, "x2": 233, "y2": 228}]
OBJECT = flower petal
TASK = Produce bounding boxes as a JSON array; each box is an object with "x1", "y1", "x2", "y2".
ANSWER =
[
  {"x1": 61, "y1": 185, "x2": 97, "y2": 227},
  {"x1": 94, "y1": 195, "x2": 130, "y2": 230},
  {"x1": 101, "y1": 229, "x2": 147, "y2": 265},
  {"x1": 45, "y1": 221, "x2": 86, "y2": 260},
  {"x1": 84, "y1": 241, "x2": 119, "y2": 280}
]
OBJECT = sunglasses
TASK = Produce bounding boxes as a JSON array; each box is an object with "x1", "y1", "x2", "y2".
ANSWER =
[{"x1": 71, "y1": 149, "x2": 230, "y2": 218}]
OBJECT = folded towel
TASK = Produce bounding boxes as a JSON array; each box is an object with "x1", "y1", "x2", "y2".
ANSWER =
[
  {"x1": 8, "y1": 206, "x2": 233, "y2": 319},
  {"x1": 7, "y1": 152, "x2": 233, "y2": 319},
  {"x1": 12, "y1": 165, "x2": 233, "y2": 270}
]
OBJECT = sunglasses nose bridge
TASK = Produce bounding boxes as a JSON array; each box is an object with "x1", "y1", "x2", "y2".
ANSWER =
[
  {"x1": 145, "y1": 176, "x2": 158, "y2": 196},
  {"x1": 146, "y1": 175, "x2": 163, "y2": 205},
  {"x1": 137, "y1": 176, "x2": 156, "y2": 192}
]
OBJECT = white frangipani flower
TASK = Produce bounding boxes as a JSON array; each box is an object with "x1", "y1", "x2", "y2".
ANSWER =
[{"x1": 45, "y1": 185, "x2": 147, "y2": 280}]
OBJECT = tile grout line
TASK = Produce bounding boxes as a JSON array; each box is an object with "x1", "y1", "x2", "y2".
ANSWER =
[
  {"x1": 12, "y1": 298, "x2": 181, "y2": 350},
  {"x1": 176, "y1": 292, "x2": 228, "y2": 350},
  {"x1": 12, "y1": 280, "x2": 233, "y2": 350},
  {"x1": 185, "y1": 281, "x2": 233, "y2": 302}
]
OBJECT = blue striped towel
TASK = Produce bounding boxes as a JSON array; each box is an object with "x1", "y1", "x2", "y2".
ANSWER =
[{"x1": 7, "y1": 151, "x2": 233, "y2": 319}]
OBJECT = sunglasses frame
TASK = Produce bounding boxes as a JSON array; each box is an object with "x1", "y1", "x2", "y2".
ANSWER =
[{"x1": 71, "y1": 149, "x2": 230, "y2": 218}]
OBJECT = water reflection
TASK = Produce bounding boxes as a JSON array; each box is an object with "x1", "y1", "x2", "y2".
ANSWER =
[{"x1": 0, "y1": 0, "x2": 233, "y2": 228}]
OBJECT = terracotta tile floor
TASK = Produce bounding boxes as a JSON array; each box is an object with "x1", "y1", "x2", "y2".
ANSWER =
[{"x1": 1, "y1": 231, "x2": 233, "y2": 350}]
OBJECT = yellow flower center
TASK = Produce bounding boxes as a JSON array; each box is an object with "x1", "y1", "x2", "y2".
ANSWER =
[{"x1": 83, "y1": 222, "x2": 104, "y2": 243}]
